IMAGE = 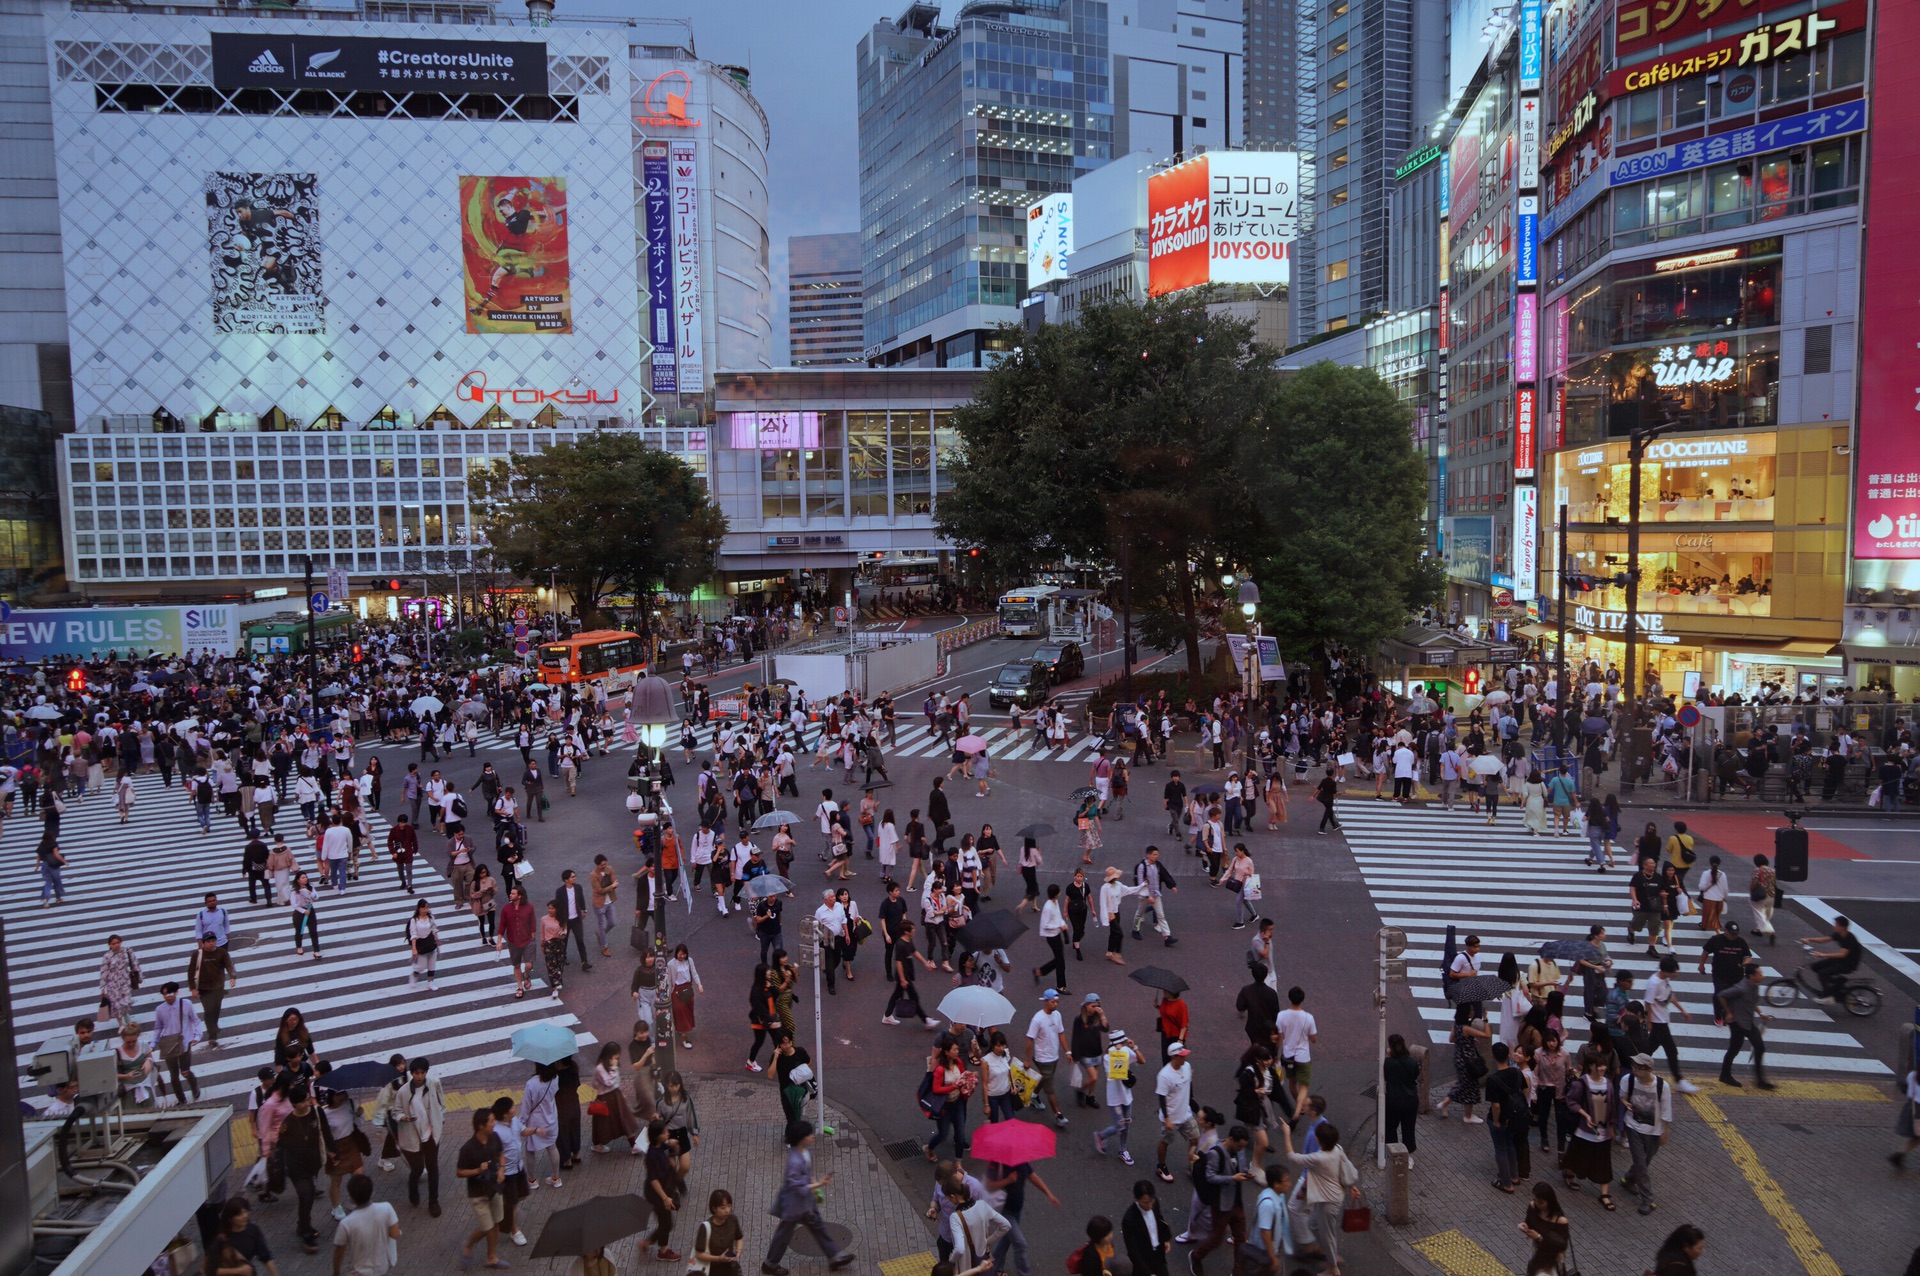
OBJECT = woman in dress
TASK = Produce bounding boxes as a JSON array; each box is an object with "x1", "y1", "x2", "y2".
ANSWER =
[
  {"x1": 1521, "y1": 771, "x2": 1550, "y2": 836},
  {"x1": 1561, "y1": 1052, "x2": 1619, "y2": 1208},
  {"x1": 628, "y1": 1015, "x2": 658, "y2": 1123},
  {"x1": 632, "y1": 946, "x2": 662, "y2": 1028},
  {"x1": 114, "y1": 1020, "x2": 154, "y2": 1106},
  {"x1": 98, "y1": 934, "x2": 140, "y2": 1026},
  {"x1": 977, "y1": 822, "x2": 1004, "y2": 899},
  {"x1": 114, "y1": 770, "x2": 137, "y2": 824},
  {"x1": 468, "y1": 864, "x2": 499, "y2": 947},
  {"x1": 590, "y1": 1040, "x2": 643, "y2": 1155},
  {"x1": 770, "y1": 949, "x2": 799, "y2": 1041},
  {"x1": 1435, "y1": 1004, "x2": 1491, "y2": 1123},
  {"x1": 266, "y1": 835, "x2": 296, "y2": 905},
  {"x1": 1517, "y1": 1182, "x2": 1571, "y2": 1275},
  {"x1": 770, "y1": 822, "x2": 796, "y2": 880},
  {"x1": 1064, "y1": 867, "x2": 1093, "y2": 960},
  {"x1": 875, "y1": 810, "x2": 900, "y2": 885},
  {"x1": 1075, "y1": 793, "x2": 1103, "y2": 865},
  {"x1": 655, "y1": 1070, "x2": 700, "y2": 1176},
  {"x1": 1264, "y1": 767, "x2": 1288, "y2": 828},
  {"x1": 521, "y1": 1063, "x2": 563, "y2": 1189},
  {"x1": 540, "y1": 902, "x2": 569, "y2": 999},
  {"x1": 667, "y1": 943, "x2": 703, "y2": 1050},
  {"x1": 405, "y1": 900, "x2": 439, "y2": 991}
]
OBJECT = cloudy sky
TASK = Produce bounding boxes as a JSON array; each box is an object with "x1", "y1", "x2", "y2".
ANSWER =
[{"x1": 571, "y1": 0, "x2": 895, "y2": 355}]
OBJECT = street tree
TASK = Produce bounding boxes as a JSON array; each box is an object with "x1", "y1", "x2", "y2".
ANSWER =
[
  {"x1": 1248, "y1": 360, "x2": 1438, "y2": 661},
  {"x1": 468, "y1": 432, "x2": 725, "y2": 641},
  {"x1": 936, "y1": 297, "x2": 1271, "y2": 682}
]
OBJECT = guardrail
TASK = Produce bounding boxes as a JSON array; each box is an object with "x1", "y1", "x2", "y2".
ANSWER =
[{"x1": 936, "y1": 618, "x2": 1001, "y2": 676}]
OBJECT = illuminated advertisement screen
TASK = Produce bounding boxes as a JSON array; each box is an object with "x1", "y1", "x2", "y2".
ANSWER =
[
  {"x1": 461, "y1": 176, "x2": 571, "y2": 334},
  {"x1": 1026, "y1": 193, "x2": 1073, "y2": 288},
  {"x1": 1207, "y1": 151, "x2": 1300, "y2": 285},
  {"x1": 1147, "y1": 157, "x2": 1211, "y2": 296},
  {"x1": 729, "y1": 411, "x2": 820, "y2": 450},
  {"x1": 206, "y1": 172, "x2": 325, "y2": 335}
]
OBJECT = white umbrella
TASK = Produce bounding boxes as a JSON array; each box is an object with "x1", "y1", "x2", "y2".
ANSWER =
[
  {"x1": 129, "y1": 682, "x2": 155, "y2": 694},
  {"x1": 1392, "y1": 729, "x2": 1413, "y2": 744},
  {"x1": 410, "y1": 695, "x2": 445, "y2": 716},
  {"x1": 937, "y1": 986, "x2": 1017, "y2": 1028},
  {"x1": 388, "y1": 654, "x2": 413, "y2": 667},
  {"x1": 1482, "y1": 689, "x2": 1512, "y2": 706},
  {"x1": 1468, "y1": 754, "x2": 1506, "y2": 776},
  {"x1": 318, "y1": 683, "x2": 345, "y2": 697},
  {"x1": 172, "y1": 715, "x2": 200, "y2": 733},
  {"x1": 25, "y1": 704, "x2": 63, "y2": 720}
]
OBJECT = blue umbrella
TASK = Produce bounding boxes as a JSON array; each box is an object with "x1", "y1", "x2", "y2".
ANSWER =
[
  {"x1": 510, "y1": 1021, "x2": 580, "y2": 1066},
  {"x1": 319, "y1": 1060, "x2": 399, "y2": 1091}
]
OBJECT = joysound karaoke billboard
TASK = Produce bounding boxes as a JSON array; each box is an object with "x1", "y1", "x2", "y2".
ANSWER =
[{"x1": 1147, "y1": 151, "x2": 1301, "y2": 296}]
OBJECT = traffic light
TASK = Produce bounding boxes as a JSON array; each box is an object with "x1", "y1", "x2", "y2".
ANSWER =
[
  {"x1": 351, "y1": 643, "x2": 364, "y2": 664},
  {"x1": 1464, "y1": 667, "x2": 1481, "y2": 696},
  {"x1": 968, "y1": 548, "x2": 980, "y2": 558},
  {"x1": 66, "y1": 667, "x2": 84, "y2": 693}
]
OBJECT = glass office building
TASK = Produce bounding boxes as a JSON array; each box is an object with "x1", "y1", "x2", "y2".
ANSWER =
[{"x1": 857, "y1": 0, "x2": 1113, "y2": 367}]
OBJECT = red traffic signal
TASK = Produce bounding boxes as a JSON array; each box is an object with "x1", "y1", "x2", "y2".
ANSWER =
[
  {"x1": 1464, "y1": 667, "x2": 1481, "y2": 695},
  {"x1": 968, "y1": 548, "x2": 980, "y2": 558},
  {"x1": 66, "y1": 667, "x2": 85, "y2": 692},
  {"x1": 351, "y1": 644, "x2": 364, "y2": 663}
]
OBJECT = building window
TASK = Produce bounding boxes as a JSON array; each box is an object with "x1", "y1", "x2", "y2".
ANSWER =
[
  {"x1": 762, "y1": 448, "x2": 801, "y2": 520},
  {"x1": 848, "y1": 411, "x2": 890, "y2": 517},
  {"x1": 1803, "y1": 324, "x2": 1832, "y2": 375},
  {"x1": 805, "y1": 415, "x2": 846, "y2": 521},
  {"x1": 1329, "y1": 73, "x2": 1349, "y2": 93},
  {"x1": 1326, "y1": 259, "x2": 1350, "y2": 282},
  {"x1": 891, "y1": 411, "x2": 931, "y2": 517},
  {"x1": 1330, "y1": 147, "x2": 1349, "y2": 168},
  {"x1": 1330, "y1": 186, "x2": 1349, "y2": 206},
  {"x1": 1332, "y1": 37, "x2": 1348, "y2": 54}
]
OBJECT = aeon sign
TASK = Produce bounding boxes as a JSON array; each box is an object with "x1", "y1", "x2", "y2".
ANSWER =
[{"x1": 456, "y1": 371, "x2": 620, "y2": 406}]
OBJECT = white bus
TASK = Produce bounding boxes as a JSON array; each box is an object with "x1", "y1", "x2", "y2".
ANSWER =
[{"x1": 997, "y1": 585, "x2": 1061, "y2": 638}]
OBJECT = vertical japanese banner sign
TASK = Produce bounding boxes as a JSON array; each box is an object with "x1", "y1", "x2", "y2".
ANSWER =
[
  {"x1": 1513, "y1": 482, "x2": 1539, "y2": 602},
  {"x1": 642, "y1": 141, "x2": 677, "y2": 394},
  {"x1": 1516, "y1": 195, "x2": 1539, "y2": 287},
  {"x1": 1518, "y1": 0, "x2": 1542, "y2": 91},
  {"x1": 461, "y1": 176, "x2": 571, "y2": 334},
  {"x1": 668, "y1": 139, "x2": 704, "y2": 394},
  {"x1": 1146, "y1": 157, "x2": 1212, "y2": 297},
  {"x1": 1854, "y1": 0, "x2": 1920, "y2": 558},
  {"x1": 1515, "y1": 292, "x2": 1539, "y2": 384},
  {"x1": 1515, "y1": 385, "x2": 1539, "y2": 478}
]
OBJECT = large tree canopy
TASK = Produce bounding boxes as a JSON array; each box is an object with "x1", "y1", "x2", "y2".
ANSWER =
[
  {"x1": 937, "y1": 297, "x2": 1438, "y2": 679},
  {"x1": 468, "y1": 432, "x2": 725, "y2": 636}
]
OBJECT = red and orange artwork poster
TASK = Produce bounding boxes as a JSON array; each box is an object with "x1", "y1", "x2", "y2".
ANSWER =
[{"x1": 461, "y1": 175, "x2": 571, "y2": 334}]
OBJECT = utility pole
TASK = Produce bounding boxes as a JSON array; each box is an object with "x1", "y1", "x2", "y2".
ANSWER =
[
  {"x1": 1554, "y1": 503, "x2": 1569, "y2": 756},
  {"x1": 1118, "y1": 535, "x2": 1136, "y2": 703},
  {"x1": 1619, "y1": 422, "x2": 1679, "y2": 793},
  {"x1": 302, "y1": 555, "x2": 319, "y2": 719}
]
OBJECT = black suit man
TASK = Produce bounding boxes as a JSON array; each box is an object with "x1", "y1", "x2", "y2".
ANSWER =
[
  {"x1": 1122, "y1": 1180, "x2": 1172, "y2": 1276},
  {"x1": 552, "y1": 871, "x2": 592, "y2": 971}
]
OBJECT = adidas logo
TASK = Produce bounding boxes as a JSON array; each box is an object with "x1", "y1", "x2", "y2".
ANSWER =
[{"x1": 247, "y1": 49, "x2": 284, "y2": 74}]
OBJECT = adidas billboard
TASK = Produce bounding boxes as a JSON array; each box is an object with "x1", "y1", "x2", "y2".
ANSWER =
[{"x1": 211, "y1": 33, "x2": 547, "y2": 96}]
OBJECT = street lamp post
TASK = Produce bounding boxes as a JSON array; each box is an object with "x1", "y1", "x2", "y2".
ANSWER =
[
  {"x1": 1617, "y1": 421, "x2": 1681, "y2": 793},
  {"x1": 1235, "y1": 578, "x2": 1262, "y2": 772},
  {"x1": 629, "y1": 674, "x2": 678, "y2": 1096}
]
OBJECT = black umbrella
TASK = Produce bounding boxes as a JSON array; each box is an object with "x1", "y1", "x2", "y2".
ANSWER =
[
  {"x1": 957, "y1": 908, "x2": 1028, "y2": 952},
  {"x1": 1128, "y1": 966, "x2": 1190, "y2": 995},
  {"x1": 318, "y1": 1060, "x2": 400, "y2": 1091},
  {"x1": 862, "y1": 779, "x2": 895, "y2": 792},
  {"x1": 1538, "y1": 939, "x2": 1603, "y2": 964},
  {"x1": 530, "y1": 1194, "x2": 654, "y2": 1258},
  {"x1": 1068, "y1": 785, "x2": 1098, "y2": 803},
  {"x1": 1016, "y1": 822, "x2": 1056, "y2": 839},
  {"x1": 1446, "y1": 974, "x2": 1515, "y2": 1005}
]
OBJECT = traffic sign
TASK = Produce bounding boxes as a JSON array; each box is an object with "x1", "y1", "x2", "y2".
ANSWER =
[
  {"x1": 1676, "y1": 704, "x2": 1701, "y2": 728},
  {"x1": 309, "y1": 591, "x2": 330, "y2": 613},
  {"x1": 326, "y1": 569, "x2": 349, "y2": 602},
  {"x1": 832, "y1": 605, "x2": 849, "y2": 624},
  {"x1": 514, "y1": 607, "x2": 528, "y2": 621},
  {"x1": 1380, "y1": 926, "x2": 1407, "y2": 958},
  {"x1": 514, "y1": 641, "x2": 530, "y2": 656}
]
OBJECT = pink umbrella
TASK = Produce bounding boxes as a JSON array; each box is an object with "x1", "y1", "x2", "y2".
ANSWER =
[
  {"x1": 970, "y1": 1120, "x2": 1057, "y2": 1164},
  {"x1": 955, "y1": 735, "x2": 990, "y2": 754}
]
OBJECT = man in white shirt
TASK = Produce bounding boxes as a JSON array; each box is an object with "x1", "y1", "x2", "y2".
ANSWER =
[
  {"x1": 332, "y1": 1174, "x2": 402, "y2": 1275},
  {"x1": 1643, "y1": 955, "x2": 1699, "y2": 1093},
  {"x1": 813, "y1": 890, "x2": 851, "y2": 995},
  {"x1": 1619, "y1": 1053, "x2": 1674, "y2": 1215},
  {"x1": 1390, "y1": 744, "x2": 1418, "y2": 803},
  {"x1": 321, "y1": 814, "x2": 354, "y2": 894},
  {"x1": 1273, "y1": 986, "x2": 1319, "y2": 1104},
  {"x1": 1025, "y1": 990, "x2": 1069, "y2": 1128},
  {"x1": 1153, "y1": 1043, "x2": 1199, "y2": 1186},
  {"x1": 815, "y1": 790, "x2": 841, "y2": 858}
]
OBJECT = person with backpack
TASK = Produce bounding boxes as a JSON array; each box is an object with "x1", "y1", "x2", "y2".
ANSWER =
[
  {"x1": 1187, "y1": 1124, "x2": 1254, "y2": 1276},
  {"x1": 1618, "y1": 1053, "x2": 1674, "y2": 1215}
]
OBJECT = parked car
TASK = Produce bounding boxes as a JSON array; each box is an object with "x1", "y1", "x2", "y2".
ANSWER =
[
  {"x1": 988, "y1": 661, "x2": 1051, "y2": 709},
  {"x1": 1030, "y1": 641, "x2": 1085, "y2": 683}
]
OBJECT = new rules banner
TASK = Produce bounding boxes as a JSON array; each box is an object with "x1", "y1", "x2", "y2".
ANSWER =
[{"x1": 0, "y1": 606, "x2": 239, "y2": 661}]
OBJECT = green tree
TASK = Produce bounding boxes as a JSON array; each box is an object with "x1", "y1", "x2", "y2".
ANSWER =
[
  {"x1": 1249, "y1": 360, "x2": 1435, "y2": 661},
  {"x1": 468, "y1": 432, "x2": 725, "y2": 641},
  {"x1": 936, "y1": 297, "x2": 1273, "y2": 682}
]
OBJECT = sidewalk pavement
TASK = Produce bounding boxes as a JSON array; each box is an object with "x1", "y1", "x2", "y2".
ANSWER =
[
  {"x1": 252, "y1": 1079, "x2": 938, "y2": 1276},
  {"x1": 1364, "y1": 1075, "x2": 1915, "y2": 1276}
]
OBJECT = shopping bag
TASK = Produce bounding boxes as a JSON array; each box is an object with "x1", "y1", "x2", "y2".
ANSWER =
[
  {"x1": 1243, "y1": 874, "x2": 1263, "y2": 903},
  {"x1": 1337, "y1": 752, "x2": 1356, "y2": 767},
  {"x1": 1341, "y1": 1205, "x2": 1372, "y2": 1233},
  {"x1": 1007, "y1": 1059, "x2": 1041, "y2": 1107}
]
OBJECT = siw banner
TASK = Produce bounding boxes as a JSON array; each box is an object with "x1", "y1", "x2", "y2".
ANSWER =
[{"x1": 0, "y1": 606, "x2": 238, "y2": 661}]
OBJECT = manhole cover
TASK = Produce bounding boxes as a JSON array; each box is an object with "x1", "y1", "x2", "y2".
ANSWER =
[
  {"x1": 230, "y1": 930, "x2": 264, "y2": 949},
  {"x1": 883, "y1": 1139, "x2": 924, "y2": 1162},
  {"x1": 735, "y1": 1087, "x2": 757, "y2": 1098},
  {"x1": 788, "y1": 1221, "x2": 853, "y2": 1258}
]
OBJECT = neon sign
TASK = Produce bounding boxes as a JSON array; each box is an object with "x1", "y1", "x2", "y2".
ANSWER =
[
  {"x1": 455, "y1": 371, "x2": 620, "y2": 405},
  {"x1": 634, "y1": 70, "x2": 701, "y2": 128},
  {"x1": 1649, "y1": 343, "x2": 1736, "y2": 388}
]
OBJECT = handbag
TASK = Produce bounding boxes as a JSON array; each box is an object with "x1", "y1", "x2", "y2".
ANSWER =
[
  {"x1": 936, "y1": 821, "x2": 956, "y2": 842},
  {"x1": 1462, "y1": 1041, "x2": 1490, "y2": 1081},
  {"x1": 1341, "y1": 1205, "x2": 1372, "y2": 1232},
  {"x1": 587, "y1": 1100, "x2": 611, "y2": 1117},
  {"x1": 157, "y1": 1033, "x2": 185, "y2": 1061}
]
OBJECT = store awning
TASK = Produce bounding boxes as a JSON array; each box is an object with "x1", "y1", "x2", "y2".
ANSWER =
[
  {"x1": 1719, "y1": 639, "x2": 1843, "y2": 657},
  {"x1": 1514, "y1": 622, "x2": 1556, "y2": 640}
]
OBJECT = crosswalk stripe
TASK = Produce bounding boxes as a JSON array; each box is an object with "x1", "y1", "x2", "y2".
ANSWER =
[
  {"x1": 4, "y1": 770, "x2": 589, "y2": 1106},
  {"x1": 1338, "y1": 801, "x2": 1888, "y2": 1077}
]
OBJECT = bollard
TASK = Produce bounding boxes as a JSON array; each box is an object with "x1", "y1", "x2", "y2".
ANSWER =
[
  {"x1": 1414, "y1": 1042, "x2": 1431, "y2": 1115},
  {"x1": 1387, "y1": 1143, "x2": 1411, "y2": 1224}
]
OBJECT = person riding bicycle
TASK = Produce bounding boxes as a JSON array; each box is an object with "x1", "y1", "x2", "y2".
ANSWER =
[{"x1": 1805, "y1": 916, "x2": 1863, "y2": 1002}]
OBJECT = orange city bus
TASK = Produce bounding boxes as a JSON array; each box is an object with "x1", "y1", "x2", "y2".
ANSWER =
[{"x1": 536, "y1": 629, "x2": 649, "y2": 692}]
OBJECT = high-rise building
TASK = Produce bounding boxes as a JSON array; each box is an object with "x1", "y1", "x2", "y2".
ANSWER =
[
  {"x1": 1110, "y1": 0, "x2": 1247, "y2": 157},
  {"x1": 787, "y1": 233, "x2": 866, "y2": 366},
  {"x1": 1243, "y1": 0, "x2": 1300, "y2": 150},
  {"x1": 0, "y1": 0, "x2": 72, "y2": 433},
  {"x1": 857, "y1": 0, "x2": 1114, "y2": 368},
  {"x1": 1303, "y1": 0, "x2": 1447, "y2": 335}
]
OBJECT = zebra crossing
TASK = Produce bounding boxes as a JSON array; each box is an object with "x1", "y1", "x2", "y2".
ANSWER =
[
  {"x1": 360, "y1": 717, "x2": 1117, "y2": 766},
  {"x1": 1335, "y1": 802, "x2": 1890, "y2": 1077},
  {"x1": 3, "y1": 770, "x2": 591, "y2": 1107}
]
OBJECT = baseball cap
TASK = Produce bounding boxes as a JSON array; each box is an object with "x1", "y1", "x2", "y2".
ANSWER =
[
  {"x1": 1629, "y1": 1053, "x2": 1655, "y2": 1069},
  {"x1": 1082, "y1": 993, "x2": 1101, "y2": 1005},
  {"x1": 1041, "y1": 989, "x2": 1061, "y2": 1001},
  {"x1": 1168, "y1": 1042, "x2": 1190, "y2": 1057}
]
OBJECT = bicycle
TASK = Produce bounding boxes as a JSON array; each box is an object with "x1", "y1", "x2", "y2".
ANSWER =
[{"x1": 1764, "y1": 941, "x2": 1882, "y2": 1017}]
